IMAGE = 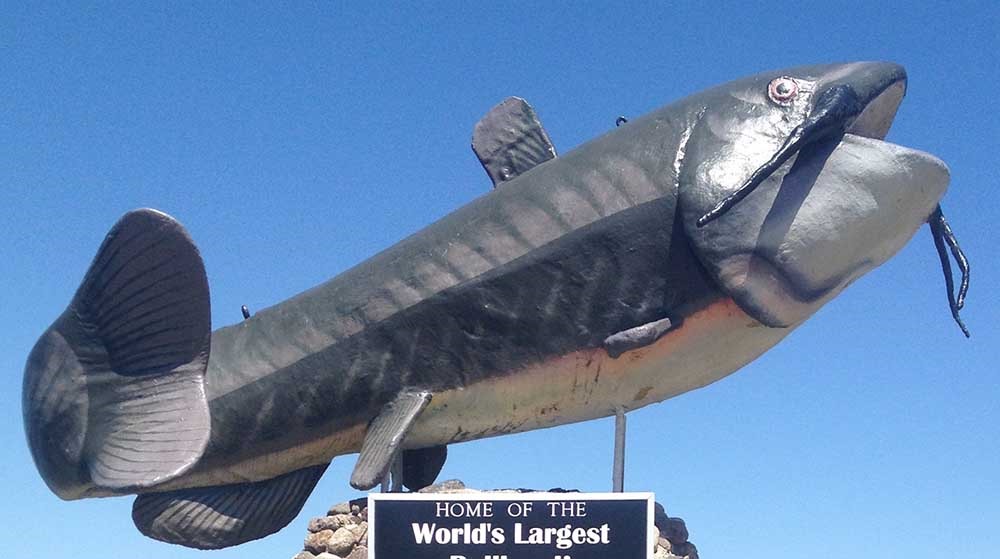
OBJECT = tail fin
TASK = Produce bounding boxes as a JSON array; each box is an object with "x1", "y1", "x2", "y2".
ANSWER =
[{"x1": 23, "y1": 209, "x2": 212, "y2": 499}]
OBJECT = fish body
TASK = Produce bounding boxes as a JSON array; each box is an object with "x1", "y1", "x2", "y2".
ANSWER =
[{"x1": 23, "y1": 62, "x2": 958, "y2": 549}]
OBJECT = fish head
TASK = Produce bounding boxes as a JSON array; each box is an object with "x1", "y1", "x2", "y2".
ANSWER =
[{"x1": 677, "y1": 62, "x2": 949, "y2": 327}]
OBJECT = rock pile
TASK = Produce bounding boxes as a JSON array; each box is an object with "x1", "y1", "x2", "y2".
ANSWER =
[{"x1": 291, "y1": 480, "x2": 697, "y2": 559}]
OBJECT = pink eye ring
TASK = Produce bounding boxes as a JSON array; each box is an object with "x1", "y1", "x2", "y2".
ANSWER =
[{"x1": 768, "y1": 77, "x2": 799, "y2": 104}]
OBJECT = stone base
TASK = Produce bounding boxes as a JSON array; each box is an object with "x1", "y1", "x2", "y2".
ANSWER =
[{"x1": 291, "y1": 480, "x2": 697, "y2": 559}]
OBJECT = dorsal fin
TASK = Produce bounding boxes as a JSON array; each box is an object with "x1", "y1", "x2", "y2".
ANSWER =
[
  {"x1": 132, "y1": 463, "x2": 329, "y2": 549},
  {"x1": 350, "y1": 391, "x2": 432, "y2": 490},
  {"x1": 472, "y1": 97, "x2": 556, "y2": 187}
]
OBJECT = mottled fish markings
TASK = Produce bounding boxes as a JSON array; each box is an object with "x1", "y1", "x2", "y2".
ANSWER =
[{"x1": 23, "y1": 62, "x2": 968, "y2": 550}]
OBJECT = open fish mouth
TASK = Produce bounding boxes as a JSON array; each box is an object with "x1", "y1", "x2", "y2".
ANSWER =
[
  {"x1": 847, "y1": 78, "x2": 968, "y2": 337},
  {"x1": 698, "y1": 67, "x2": 970, "y2": 335},
  {"x1": 847, "y1": 81, "x2": 969, "y2": 337}
]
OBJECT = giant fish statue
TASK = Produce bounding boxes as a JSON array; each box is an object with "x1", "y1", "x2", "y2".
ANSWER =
[{"x1": 23, "y1": 61, "x2": 969, "y2": 549}]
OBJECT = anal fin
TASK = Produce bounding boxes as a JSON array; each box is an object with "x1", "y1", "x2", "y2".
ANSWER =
[
  {"x1": 132, "y1": 463, "x2": 329, "y2": 549},
  {"x1": 350, "y1": 391, "x2": 432, "y2": 490},
  {"x1": 603, "y1": 318, "x2": 674, "y2": 358},
  {"x1": 472, "y1": 97, "x2": 556, "y2": 187},
  {"x1": 402, "y1": 445, "x2": 448, "y2": 491}
]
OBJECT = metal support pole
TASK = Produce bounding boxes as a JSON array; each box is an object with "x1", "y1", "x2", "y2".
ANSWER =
[
  {"x1": 613, "y1": 406, "x2": 626, "y2": 492},
  {"x1": 380, "y1": 452, "x2": 402, "y2": 493},
  {"x1": 390, "y1": 452, "x2": 404, "y2": 492}
]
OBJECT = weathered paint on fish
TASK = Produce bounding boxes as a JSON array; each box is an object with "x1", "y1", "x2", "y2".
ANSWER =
[{"x1": 23, "y1": 61, "x2": 959, "y2": 549}]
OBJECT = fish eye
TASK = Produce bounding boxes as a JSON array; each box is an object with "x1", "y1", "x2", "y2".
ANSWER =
[{"x1": 767, "y1": 77, "x2": 799, "y2": 104}]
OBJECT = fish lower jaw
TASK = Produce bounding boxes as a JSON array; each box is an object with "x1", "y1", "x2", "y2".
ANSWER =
[{"x1": 713, "y1": 253, "x2": 824, "y2": 328}]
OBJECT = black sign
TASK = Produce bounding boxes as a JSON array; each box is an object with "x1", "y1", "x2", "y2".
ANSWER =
[{"x1": 368, "y1": 492, "x2": 653, "y2": 559}]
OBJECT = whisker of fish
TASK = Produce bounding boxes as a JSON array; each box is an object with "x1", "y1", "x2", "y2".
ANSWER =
[{"x1": 929, "y1": 206, "x2": 970, "y2": 337}]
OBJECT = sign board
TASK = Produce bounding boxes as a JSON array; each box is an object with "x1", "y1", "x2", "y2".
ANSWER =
[{"x1": 368, "y1": 492, "x2": 654, "y2": 559}]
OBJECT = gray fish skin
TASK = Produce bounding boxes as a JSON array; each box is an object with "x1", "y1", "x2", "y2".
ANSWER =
[
  {"x1": 24, "y1": 61, "x2": 951, "y2": 502},
  {"x1": 193, "y1": 102, "x2": 703, "y2": 483}
]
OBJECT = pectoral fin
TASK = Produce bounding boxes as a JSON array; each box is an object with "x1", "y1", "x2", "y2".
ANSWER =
[
  {"x1": 603, "y1": 318, "x2": 674, "y2": 358},
  {"x1": 350, "y1": 391, "x2": 432, "y2": 490},
  {"x1": 132, "y1": 463, "x2": 329, "y2": 549}
]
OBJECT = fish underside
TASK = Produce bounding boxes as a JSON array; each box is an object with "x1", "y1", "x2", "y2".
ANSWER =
[{"x1": 22, "y1": 62, "x2": 969, "y2": 549}]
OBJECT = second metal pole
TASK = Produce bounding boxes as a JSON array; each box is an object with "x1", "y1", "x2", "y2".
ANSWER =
[
  {"x1": 613, "y1": 407, "x2": 626, "y2": 492},
  {"x1": 390, "y1": 452, "x2": 404, "y2": 492}
]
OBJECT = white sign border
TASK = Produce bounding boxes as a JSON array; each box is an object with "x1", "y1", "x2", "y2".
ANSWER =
[{"x1": 367, "y1": 491, "x2": 655, "y2": 559}]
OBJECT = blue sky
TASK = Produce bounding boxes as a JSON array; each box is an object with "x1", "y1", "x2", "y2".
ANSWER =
[{"x1": 2, "y1": 3, "x2": 997, "y2": 558}]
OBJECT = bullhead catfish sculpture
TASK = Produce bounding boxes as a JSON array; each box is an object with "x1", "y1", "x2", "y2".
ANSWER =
[{"x1": 23, "y1": 62, "x2": 970, "y2": 549}]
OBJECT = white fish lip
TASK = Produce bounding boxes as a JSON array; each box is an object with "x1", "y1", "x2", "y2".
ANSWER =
[{"x1": 715, "y1": 132, "x2": 950, "y2": 327}]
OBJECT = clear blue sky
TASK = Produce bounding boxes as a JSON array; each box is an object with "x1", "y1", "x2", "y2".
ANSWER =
[{"x1": 2, "y1": 3, "x2": 997, "y2": 558}]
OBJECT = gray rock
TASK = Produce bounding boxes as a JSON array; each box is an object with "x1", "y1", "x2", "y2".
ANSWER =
[
  {"x1": 343, "y1": 522, "x2": 367, "y2": 544},
  {"x1": 308, "y1": 517, "x2": 331, "y2": 533},
  {"x1": 310, "y1": 514, "x2": 355, "y2": 532},
  {"x1": 325, "y1": 527, "x2": 359, "y2": 556},
  {"x1": 418, "y1": 479, "x2": 467, "y2": 493},
  {"x1": 292, "y1": 552, "x2": 317, "y2": 559},
  {"x1": 349, "y1": 497, "x2": 368, "y2": 510},
  {"x1": 328, "y1": 502, "x2": 352, "y2": 515},
  {"x1": 345, "y1": 546, "x2": 368, "y2": 559},
  {"x1": 304, "y1": 530, "x2": 334, "y2": 554},
  {"x1": 314, "y1": 553, "x2": 343, "y2": 559}
]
